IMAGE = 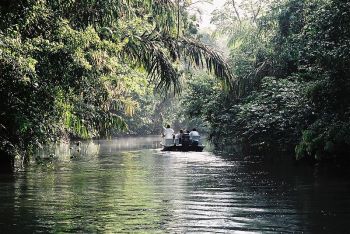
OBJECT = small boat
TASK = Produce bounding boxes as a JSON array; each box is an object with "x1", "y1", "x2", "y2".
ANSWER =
[
  {"x1": 162, "y1": 144, "x2": 205, "y2": 152},
  {"x1": 161, "y1": 135, "x2": 204, "y2": 152}
]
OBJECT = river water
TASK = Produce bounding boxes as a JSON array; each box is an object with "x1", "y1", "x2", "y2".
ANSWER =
[{"x1": 0, "y1": 136, "x2": 350, "y2": 233}]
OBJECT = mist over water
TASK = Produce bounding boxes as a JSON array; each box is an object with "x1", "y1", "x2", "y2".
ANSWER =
[{"x1": 0, "y1": 136, "x2": 350, "y2": 233}]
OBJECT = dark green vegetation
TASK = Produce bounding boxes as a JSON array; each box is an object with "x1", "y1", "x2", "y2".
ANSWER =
[
  {"x1": 1, "y1": 0, "x2": 349, "y2": 171},
  {"x1": 184, "y1": 0, "x2": 350, "y2": 161},
  {"x1": 0, "y1": 0, "x2": 231, "y2": 171}
]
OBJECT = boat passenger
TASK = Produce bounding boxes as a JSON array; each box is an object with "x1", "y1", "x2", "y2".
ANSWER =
[
  {"x1": 176, "y1": 129, "x2": 184, "y2": 144},
  {"x1": 189, "y1": 128, "x2": 200, "y2": 140},
  {"x1": 181, "y1": 131, "x2": 191, "y2": 146},
  {"x1": 163, "y1": 124, "x2": 174, "y2": 139},
  {"x1": 189, "y1": 128, "x2": 200, "y2": 146}
]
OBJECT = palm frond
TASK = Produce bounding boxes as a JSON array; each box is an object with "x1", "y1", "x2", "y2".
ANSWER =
[
  {"x1": 177, "y1": 36, "x2": 233, "y2": 89},
  {"x1": 122, "y1": 33, "x2": 181, "y2": 93},
  {"x1": 47, "y1": 0, "x2": 176, "y2": 30},
  {"x1": 122, "y1": 32, "x2": 234, "y2": 93}
]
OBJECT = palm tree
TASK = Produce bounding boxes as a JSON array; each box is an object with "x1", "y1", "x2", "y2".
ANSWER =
[
  {"x1": 48, "y1": 0, "x2": 234, "y2": 92},
  {"x1": 0, "y1": 0, "x2": 233, "y2": 165},
  {"x1": 1, "y1": 0, "x2": 233, "y2": 92}
]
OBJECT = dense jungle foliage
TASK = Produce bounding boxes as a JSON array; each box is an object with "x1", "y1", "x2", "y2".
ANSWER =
[
  {"x1": 1, "y1": 0, "x2": 349, "y2": 171},
  {"x1": 0, "y1": 0, "x2": 231, "y2": 171},
  {"x1": 183, "y1": 0, "x2": 350, "y2": 161}
]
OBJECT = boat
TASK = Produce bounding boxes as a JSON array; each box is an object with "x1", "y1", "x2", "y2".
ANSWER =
[
  {"x1": 162, "y1": 144, "x2": 205, "y2": 152},
  {"x1": 161, "y1": 134, "x2": 205, "y2": 152}
]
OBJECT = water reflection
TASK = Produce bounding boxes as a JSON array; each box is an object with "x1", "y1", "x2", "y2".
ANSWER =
[{"x1": 0, "y1": 136, "x2": 350, "y2": 233}]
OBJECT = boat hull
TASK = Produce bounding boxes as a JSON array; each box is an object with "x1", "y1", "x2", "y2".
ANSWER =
[{"x1": 162, "y1": 145, "x2": 204, "y2": 152}]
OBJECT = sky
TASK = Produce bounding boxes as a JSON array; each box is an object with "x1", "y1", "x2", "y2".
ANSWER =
[{"x1": 196, "y1": 0, "x2": 226, "y2": 29}]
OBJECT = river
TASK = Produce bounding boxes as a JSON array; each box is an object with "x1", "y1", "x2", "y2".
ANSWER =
[{"x1": 0, "y1": 136, "x2": 349, "y2": 233}]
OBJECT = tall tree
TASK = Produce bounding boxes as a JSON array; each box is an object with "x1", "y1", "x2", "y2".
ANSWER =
[{"x1": 0, "y1": 0, "x2": 233, "y2": 171}]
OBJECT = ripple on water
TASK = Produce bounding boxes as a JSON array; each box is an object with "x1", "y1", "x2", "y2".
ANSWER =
[{"x1": 1, "y1": 137, "x2": 350, "y2": 233}]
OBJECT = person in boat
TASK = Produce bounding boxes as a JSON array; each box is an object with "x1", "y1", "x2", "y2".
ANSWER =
[
  {"x1": 189, "y1": 128, "x2": 200, "y2": 139},
  {"x1": 181, "y1": 130, "x2": 191, "y2": 146},
  {"x1": 162, "y1": 124, "x2": 174, "y2": 139},
  {"x1": 176, "y1": 129, "x2": 184, "y2": 144},
  {"x1": 189, "y1": 128, "x2": 200, "y2": 145}
]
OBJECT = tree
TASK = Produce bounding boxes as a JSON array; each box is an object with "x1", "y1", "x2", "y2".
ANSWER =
[
  {"x1": 0, "y1": 0, "x2": 233, "y2": 171},
  {"x1": 182, "y1": 0, "x2": 350, "y2": 162}
]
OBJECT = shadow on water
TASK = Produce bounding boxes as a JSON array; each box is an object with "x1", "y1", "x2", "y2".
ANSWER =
[{"x1": 0, "y1": 136, "x2": 349, "y2": 233}]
